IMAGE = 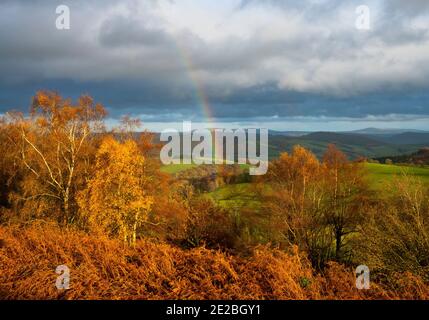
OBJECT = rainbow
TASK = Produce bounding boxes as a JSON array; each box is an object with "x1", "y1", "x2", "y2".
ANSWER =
[
  {"x1": 174, "y1": 42, "x2": 215, "y2": 123},
  {"x1": 173, "y1": 40, "x2": 231, "y2": 164}
]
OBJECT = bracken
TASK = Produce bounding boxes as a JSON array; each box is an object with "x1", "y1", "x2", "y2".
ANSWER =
[{"x1": 1, "y1": 223, "x2": 428, "y2": 300}]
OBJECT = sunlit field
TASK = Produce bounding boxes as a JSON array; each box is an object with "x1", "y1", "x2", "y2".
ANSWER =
[
  {"x1": 366, "y1": 163, "x2": 429, "y2": 191},
  {"x1": 162, "y1": 162, "x2": 429, "y2": 207},
  {"x1": 160, "y1": 163, "x2": 198, "y2": 174}
]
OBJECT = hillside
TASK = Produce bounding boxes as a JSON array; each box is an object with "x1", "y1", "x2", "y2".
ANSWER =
[
  {"x1": 370, "y1": 132, "x2": 429, "y2": 145},
  {"x1": 153, "y1": 130, "x2": 427, "y2": 161},
  {"x1": 350, "y1": 128, "x2": 427, "y2": 136},
  {"x1": 304, "y1": 132, "x2": 384, "y2": 146},
  {"x1": 268, "y1": 132, "x2": 419, "y2": 159}
]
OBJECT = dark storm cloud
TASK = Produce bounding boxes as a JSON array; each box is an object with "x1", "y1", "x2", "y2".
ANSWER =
[{"x1": 0, "y1": 0, "x2": 429, "y2": 122}]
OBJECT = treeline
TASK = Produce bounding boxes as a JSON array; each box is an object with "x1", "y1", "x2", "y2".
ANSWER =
[
  {"x1": 0, "y1": 91, "x2": 173, "y2": 244},
  {"x1": 1, "y1": 91, "x2": 429, "y2": 299},
  {"x1": 375, "y1": 147, "x2": 429, "y2": 165},
  {"x1": 176, "y1": 164, "x2": 249, "y2": 192}
]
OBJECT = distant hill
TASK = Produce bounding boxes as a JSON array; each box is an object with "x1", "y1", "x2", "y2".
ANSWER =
[
  {"x1": 370, "y1": 132, "x2": 429, "y2": 145},
  {"x1": 268, "y1": 130, "x2": 310, "y2": 137},
  {"x1": 263, "y1": 129, "x2": 429, "y2": 159},
  {"x1": 152, "y1": 129, "x2": 427, "y2": 161},
  {"x1": 304, "y1": 132, "x2": 384, "y2": 146},
  {"x1": 268, "y1": 132, "x2": 422, "y2": 160},
  {"x1": 349, "y1": 127, "x2": 428, "y2": 136}
]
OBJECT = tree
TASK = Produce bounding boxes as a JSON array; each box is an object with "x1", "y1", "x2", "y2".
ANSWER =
[
  {"x1": 262, "y1": 146, "x2": 331, "y2": 267},
  {"x1": 12, "y1": 91, "x2": 106, "y2": 223},
  {"x1": 385, "y1": 159, "x2": 393, "y2": 165},
  {"x1": 322, "y1": 144, "x2": 368, "y2": 261},
  {"x1": 357, "y1": 174, "x2": 429, "y2": 279},
  {"x1": 78, "y1": 137, "x2": 154, "y2": 245},
  {"x1": 0, "y1": 116, "x2": 22, "y2": 210},
  {"x1": 185, "y1": 197, "x2": 236, "y2": 249},
  {"x1": 261, "y1": 145, "x2": 369, "y2": 268}
]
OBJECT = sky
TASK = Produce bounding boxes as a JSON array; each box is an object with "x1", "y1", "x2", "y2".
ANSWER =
[{"x1": 1, "y1": 0, "x2": 429, "y2": 131}]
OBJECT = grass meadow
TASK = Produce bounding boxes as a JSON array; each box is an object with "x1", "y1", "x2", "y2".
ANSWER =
[{"x1": 161, "y1": 162, "x2": 429, "y2": 208}]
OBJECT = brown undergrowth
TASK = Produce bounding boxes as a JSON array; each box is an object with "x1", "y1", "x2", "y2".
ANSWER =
[{"x1": 1, "y1": 223, "x2": 428, "y2": 300}]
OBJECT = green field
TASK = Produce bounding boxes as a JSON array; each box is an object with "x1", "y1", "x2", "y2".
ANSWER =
[
  {"x1": 207, "y1": 183, "x2": 260, "y2": 209},
  {"x1": 208, "y1": 163, "x2": 429, "y2": 206},
  {"x1": 162, "y1": 162, "x2": 429, "y2": 207},
  {"x1": 160, "y1": 163, "x2": 250, "y2": 174},
  {"x1": 160, "y1": 163, "x2": 198, "y2": 174},
  {"x1": 365, "y1": 163, "x2": 429, "y2": 190}
]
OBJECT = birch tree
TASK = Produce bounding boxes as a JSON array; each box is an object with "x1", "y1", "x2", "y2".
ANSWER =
[
  {"x1": 16, "y1": 91, "x2": 106, "y2": 223},
  {"x1": 78, "y1": 137, "x2": 154, "y2": 245}
]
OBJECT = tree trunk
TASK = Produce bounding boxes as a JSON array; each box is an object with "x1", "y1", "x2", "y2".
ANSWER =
[
  {"x1": 335, "y1": 229, "x2": 342, "y2": 260},
  {"x1": 63, "y1": 190, "x2": 70, "y2": 224},
  {"x1": 131, "y1": 211, "x2": 140, "y2": 247}
]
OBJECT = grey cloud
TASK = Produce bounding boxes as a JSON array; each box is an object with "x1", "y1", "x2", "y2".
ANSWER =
[
  {"x1": 383, "y1": 0, "x2": 429, "y2": 17},
  {"x1": 0, "y1": 0, "x2": 428, "y2": 123},
  {"x1": 99, "y1": 16, "x2": 173, "y2": 48}
]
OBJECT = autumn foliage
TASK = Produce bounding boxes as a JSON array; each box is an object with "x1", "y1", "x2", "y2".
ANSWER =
[
  {"x1": 78, "y1": 137, "x2": 154, "y2": 245},
  {"x1": 1, "y1": 92, "x2": 429, "y2": 300}
]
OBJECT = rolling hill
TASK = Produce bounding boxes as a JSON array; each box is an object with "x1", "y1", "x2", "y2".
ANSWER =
[
  {"x1": 268, "y1": 131, "x2": 423, "y2": 159},
  {"x1": 349, "y1": 127, "x2": 428, "y2": 136},
  {"x1": 152, "y1": 129, "x2": 429, "y2": 161},
  {"x1": 368, "y1": 132, "x2": 429, "y2": 145}
]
